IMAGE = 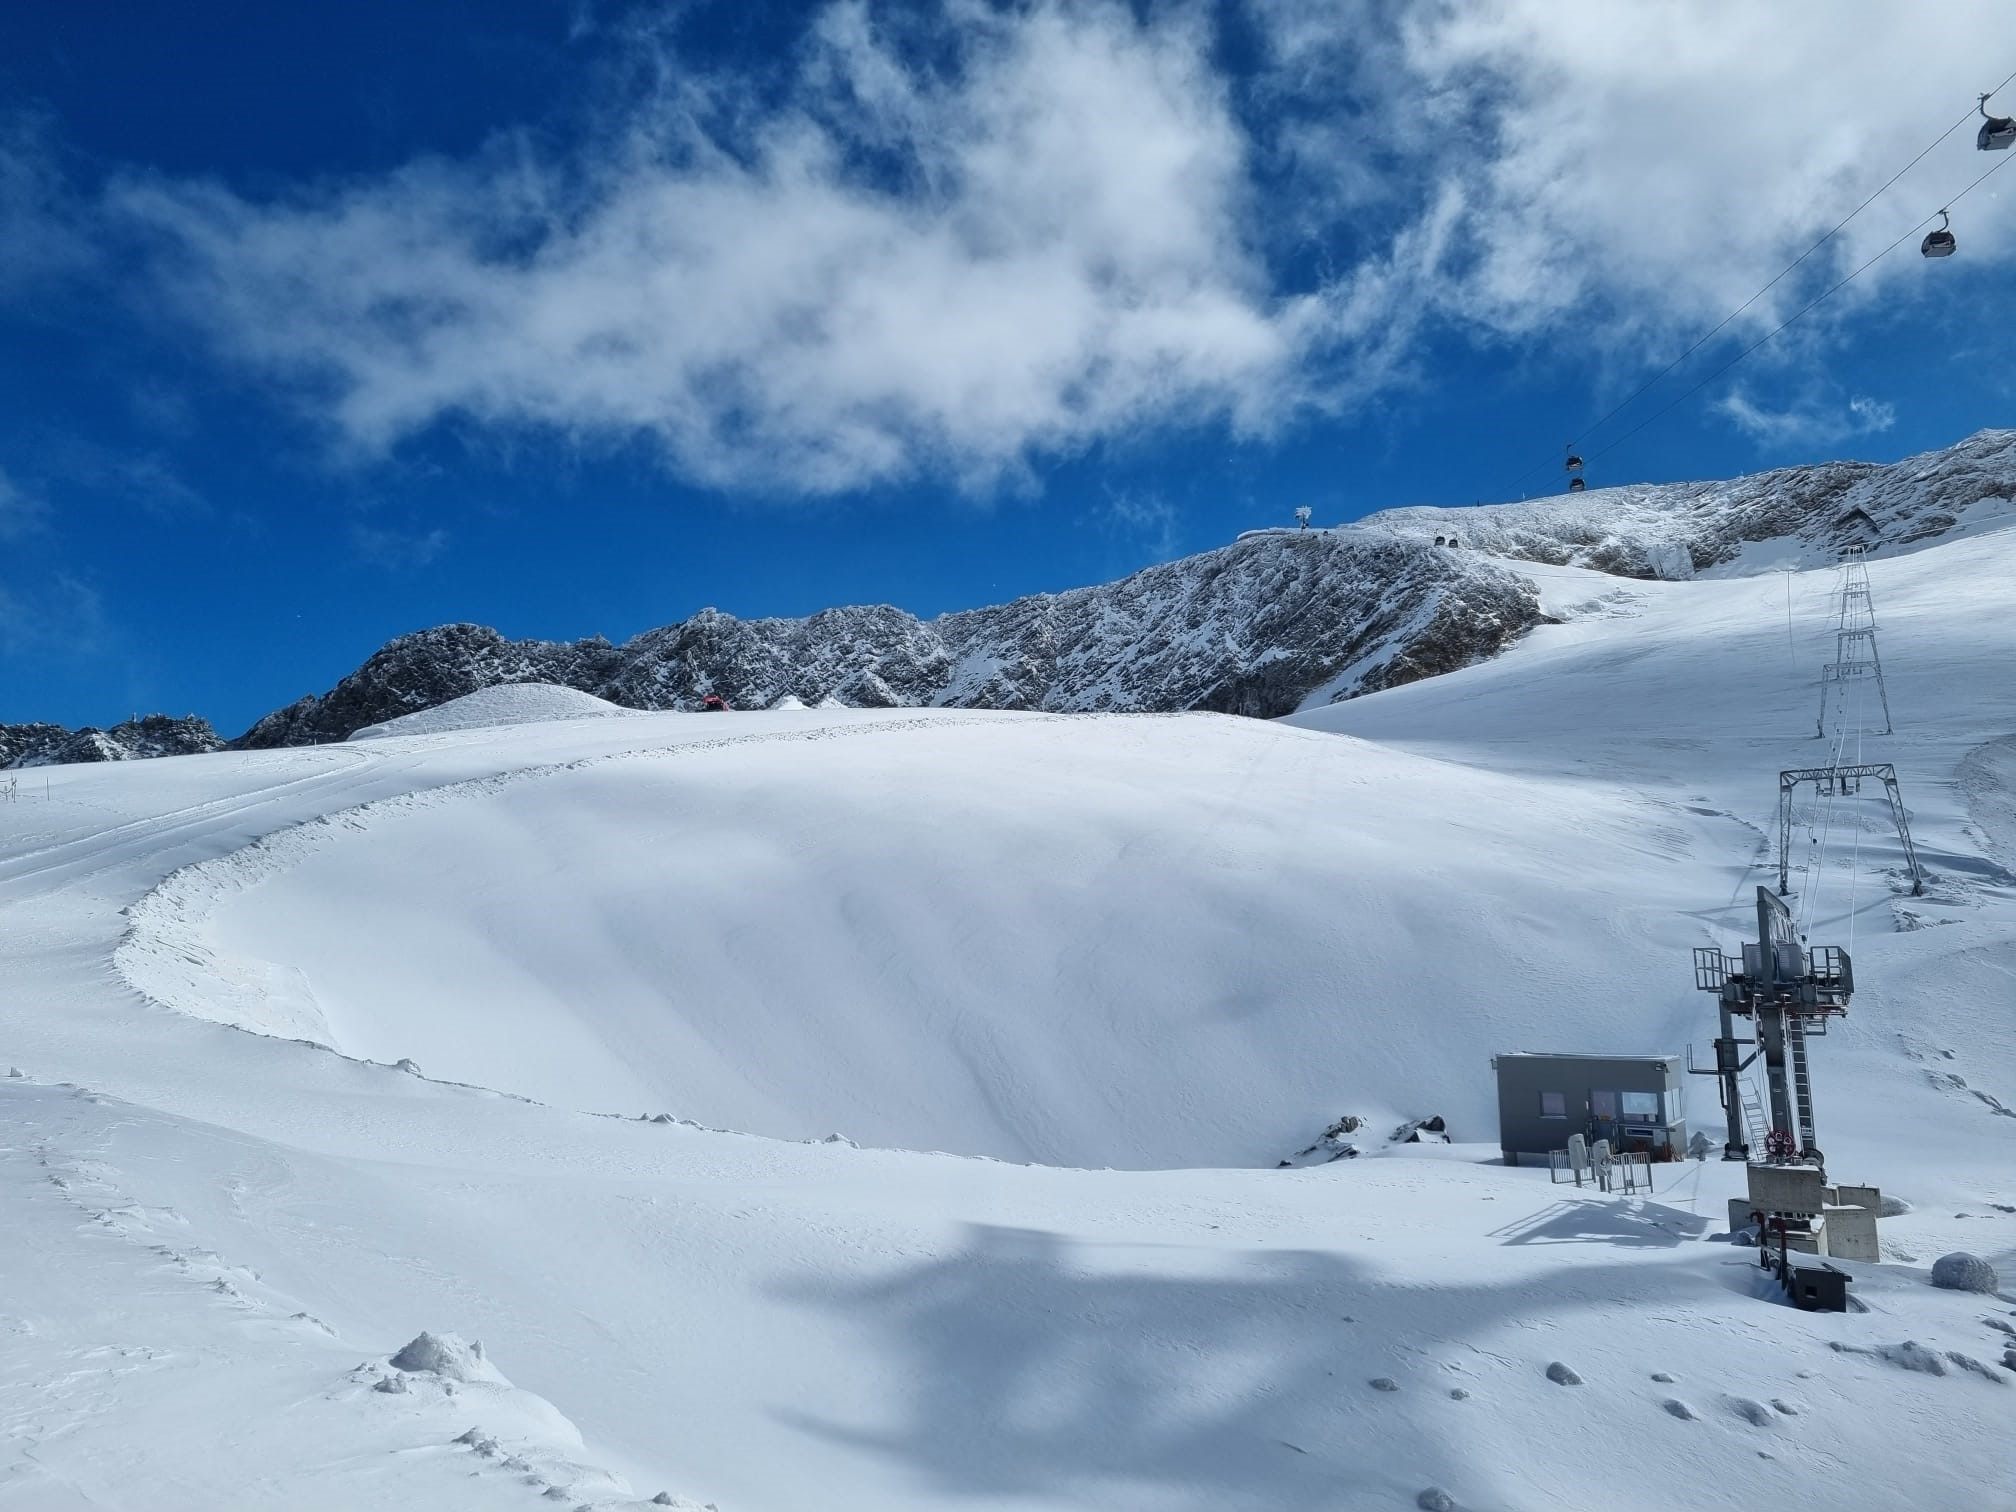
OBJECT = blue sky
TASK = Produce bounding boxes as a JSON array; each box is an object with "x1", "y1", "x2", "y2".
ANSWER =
[{"x1": 3, "y1": 1, "x2": 2013, "y2": 734}]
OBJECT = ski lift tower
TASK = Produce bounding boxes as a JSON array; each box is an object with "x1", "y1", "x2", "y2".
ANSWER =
[
  {"x1": 1691, "y1": 887, "x2": 1853, "y2": 1170},
  {"x1": 1815, "y1": 546, "x2": 1893, "y2": 739}
]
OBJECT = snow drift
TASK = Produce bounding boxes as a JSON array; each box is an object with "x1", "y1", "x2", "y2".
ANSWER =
[{"x1": 350, "y1": 682, "x2": 636, "y2": 740}]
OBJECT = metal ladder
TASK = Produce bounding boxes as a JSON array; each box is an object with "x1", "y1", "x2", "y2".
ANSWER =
[{"x1": 1788, "y1": 1014, "x2": 1818, "y2": 1156}]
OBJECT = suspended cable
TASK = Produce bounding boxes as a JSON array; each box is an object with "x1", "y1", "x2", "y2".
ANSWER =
[
  {"x1": 1799, "y1": 560, "x2": 1859, "y2": 936},
  {"x1": 1845, "y1": 662, "x2": 1867, "y2": 956},
  {"x1": 1783, "y1": 570, "x2": 1798, "y2": 668},
  {"x1": 1588, "y1": 146, "x2": 2016, "y2": 468},
  {"x1": 1502, "y1": 67, "x2": 2016, "y2": 496}
]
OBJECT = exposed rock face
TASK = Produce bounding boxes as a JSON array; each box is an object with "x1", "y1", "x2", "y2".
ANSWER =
[
  {"x1": 0, "y1": 714, "x2": 224, "y2": 769},
  {"x1": 238, "y1": 625, "x2": 626, "y2": 748},
  {"x1": 234, "y1": 530, "x2": 1546, "y2": 745}
]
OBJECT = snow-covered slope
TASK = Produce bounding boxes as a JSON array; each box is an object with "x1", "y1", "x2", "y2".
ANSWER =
[
  {"x1": 131, "y1": 713, "x2": 1746, "y2": 1168},
  {"x1": 350, "y1": 681, "x2": 637, "y2": 740},
  {"x1": 1361, "y1": 426, "x2": 2016, "y2": 578},
  {"x1": 3, "y1": 517, "x2": 2014, "y2": 1510}
]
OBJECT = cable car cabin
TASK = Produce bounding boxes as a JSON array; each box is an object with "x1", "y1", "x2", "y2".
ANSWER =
[
  {"x1": 1923, "y1": 209, "x2": 1956, "y2": 258},
  {"x1": 1568, "y1": 476, "x2": 1586, "y2": 492},
  {"x1": 1980, "y1": 95, "x2": 2016, "y2": 150},
  {"x1": 1564, "y1": 454, "x2": 1584, "y2": 472}
]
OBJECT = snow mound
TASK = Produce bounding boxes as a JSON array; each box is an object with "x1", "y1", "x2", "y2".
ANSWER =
[
  {"x1": 1931, "y1": 1252, "x2": 2000, "y2": 1293},
  {"x1": 350, "y1": 683, "x2": 636, "y2": 741},
  {"x1": 769, "y1": 694, "x2": 808, "y2": 710}
]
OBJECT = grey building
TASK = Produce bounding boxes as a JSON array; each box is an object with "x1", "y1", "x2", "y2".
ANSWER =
[{"x1": 1493, "y1": 1052, "x2": 1688, "y2": 1166}]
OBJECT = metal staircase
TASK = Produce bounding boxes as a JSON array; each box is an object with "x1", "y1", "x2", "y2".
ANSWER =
[{"x1": 1739, "y1": 1076, "x2": 1771, "y2": 1155}]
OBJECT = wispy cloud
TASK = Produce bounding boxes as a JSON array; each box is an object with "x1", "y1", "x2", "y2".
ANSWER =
[
  {"x1": 29, "y1": 442, "x2": 208, "y2": 519},
  {"x1": 1715, "y1": 386, "x2": 1897, "y2": 447},
  {"x1": 0, "y1": 466, "x2": 49, "y2": 539},
  {"x1": 0, "y1": 572, "x2": 107, "y2": 658},
  {"x1": 1100, "y1": 485, "x2": 1181, "y2": 560},
  {"x1": 0, "y1": 110, "x2": 99, "y2": 302},
  {"x1": 351, "y1": 522, "x2": 451, "y2": 571}
]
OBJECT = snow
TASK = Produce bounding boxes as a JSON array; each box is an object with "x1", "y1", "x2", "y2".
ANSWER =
[
  {"x1": 349, "y1": 681, "x2": 637, "y2": 740},
  {"x1": 3, "y1": 520, "x2": 2014, "y2": 1508}
]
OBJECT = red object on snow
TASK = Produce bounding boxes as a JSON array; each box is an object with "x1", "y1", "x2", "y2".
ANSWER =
[{"x1": 701, "y1": 695, "x2": 729, "y2": 712}]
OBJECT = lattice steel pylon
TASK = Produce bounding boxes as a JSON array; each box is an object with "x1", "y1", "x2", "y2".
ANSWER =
[
  {"x1": 1777, "y1": 764, "x2": 1926, "y2": 896},
  {"x1": 1815, "y1": 547, "x2": 1893, "y2": 738}
]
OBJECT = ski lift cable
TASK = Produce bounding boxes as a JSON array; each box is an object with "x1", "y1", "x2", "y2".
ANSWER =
[
  {"x1": 1503, "y1": 68, "x2": 2016, "y2": 496},
  {"x1": 1846, "y1": 667, "x2": 1867, "y2": 956},
  {"x1": 1800, "y1": 563, "x2": 1860, "y2": 936},
  {"x1": 1801, "y1": 704, "x2": 1854, "y2": 935},
  {"x1": 1587, "y1": 147, "x2": 2016, "y2": 468},
  {"x1": 1783, "y1": 570, "x2": 1798, "y2": 668},
  {"x1": 1805, "y1": 559, "x2": 1878, "y2": 940}
]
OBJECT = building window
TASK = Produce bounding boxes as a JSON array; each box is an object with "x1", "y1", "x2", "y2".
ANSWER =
[
  {"x1": 1622, "y1": 1091, "x2": 1659, "y2": 1120},
  {"x1": 1540, "y1": 1091, "x2": 1566, "y2": 1118},
  {"x1": 1591, "y1": 1090, "x2": 1617, "y2": 1120}
]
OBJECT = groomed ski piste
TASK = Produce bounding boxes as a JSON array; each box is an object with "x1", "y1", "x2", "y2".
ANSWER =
[{"x1": 4, "y1": 519, "x2": 2015, "y2": 1510}]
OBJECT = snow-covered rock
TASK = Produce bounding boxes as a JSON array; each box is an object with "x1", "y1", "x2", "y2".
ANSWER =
[
  {"x1": 1280, "y1": 1113, "x2": 1364, "y2": 1167},
  {"x1": 1365, "y1": 428, "x2": 2016, "y2": 578},
  {"x1": 1, "y1": 714, "x2": 223, "y2": 769},
  {"x1": 238, "y1": 530, "x2": 1542, "y2": 742},
  {"x1": 387, "y1": 1330, "x2": 506, "y2": 1383},
  {"x1": 1930, "y1": 1252, "x2": 1999, "y2": 1293}
]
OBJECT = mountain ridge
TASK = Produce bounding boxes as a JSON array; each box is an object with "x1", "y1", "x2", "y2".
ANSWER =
[{"x1": 8, "y1": 428, "x2": 2013, "y2": 764}]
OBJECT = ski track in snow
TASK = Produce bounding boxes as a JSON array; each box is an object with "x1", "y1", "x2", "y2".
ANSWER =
[{"x1": 4, "y1": 532, "x2": 2016, "y2": 1509}]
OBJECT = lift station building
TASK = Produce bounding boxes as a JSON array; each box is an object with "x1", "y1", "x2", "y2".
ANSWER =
[{"x1": 1493, "y1": 1052, "x2": 1688, "y2": 1165}]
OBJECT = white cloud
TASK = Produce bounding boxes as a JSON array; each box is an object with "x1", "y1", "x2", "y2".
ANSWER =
[
  {"x1": 114, "y1": 3, "x2": 1317, "y2": 496},
  {"x1": 1715, "y1": 386, "x2": 1898, "y2": 448},
  {"x1": 91, "y1": 1, "x2": 2016, "y2": 496},
  {"x1": 1390, "y1": 1, "x2": 2016, "y2": 345}
]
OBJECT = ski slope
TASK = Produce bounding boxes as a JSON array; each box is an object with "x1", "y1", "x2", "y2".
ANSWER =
[
  {"x1": 3, "y1": 526, "x2": 2014, "y2": 1511},
  {"x1": 142, "y1": 712, "x2": 1755, "y2": 1168}
]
